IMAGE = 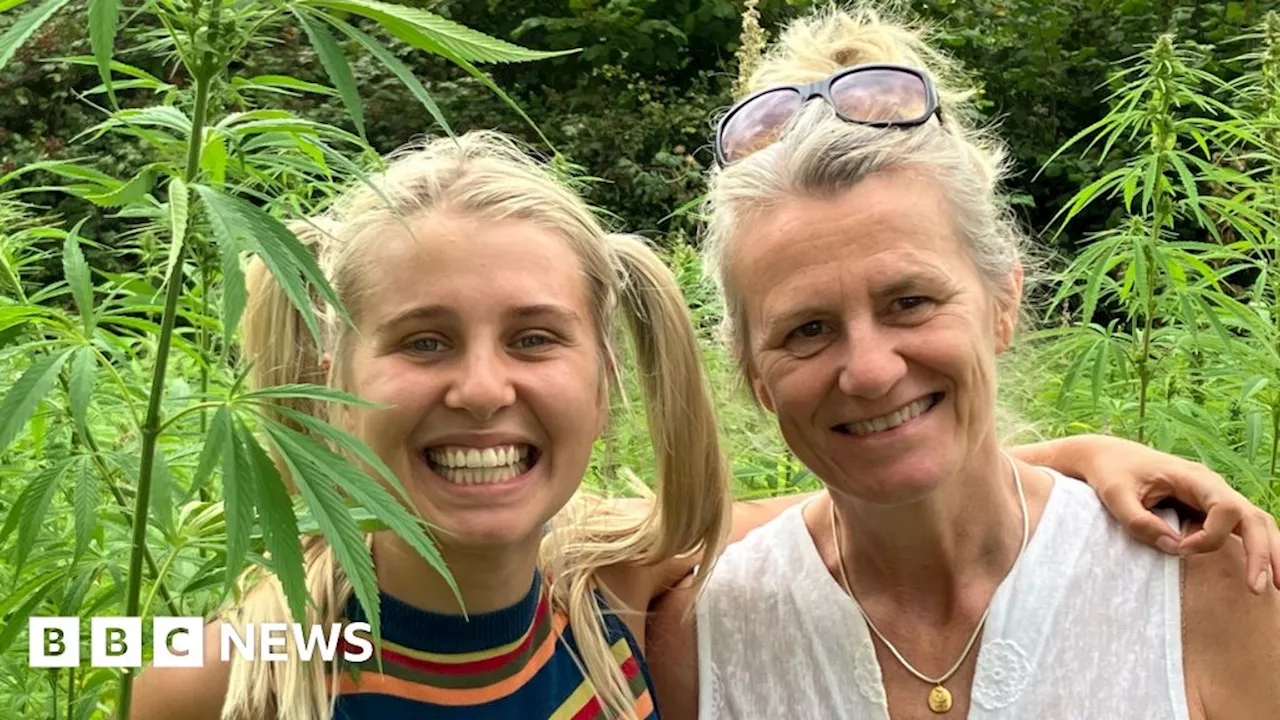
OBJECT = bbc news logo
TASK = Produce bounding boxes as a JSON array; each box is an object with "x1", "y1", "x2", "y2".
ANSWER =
[{"x1": 28, "y1": 617, "x2": 373, "y2": 668}]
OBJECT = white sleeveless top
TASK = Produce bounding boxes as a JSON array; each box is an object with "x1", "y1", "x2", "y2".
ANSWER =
[{"x1": 696, "y1": 469, "x2": 1188, "y2": 719}]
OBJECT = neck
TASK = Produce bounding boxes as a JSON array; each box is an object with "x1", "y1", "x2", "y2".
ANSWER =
[
  {"x1": 817, "y1": 438, "x2": 1047, "y2": 622},
  {"x1": 372, "y1": 531, "x2": 541, "y2": 615}
]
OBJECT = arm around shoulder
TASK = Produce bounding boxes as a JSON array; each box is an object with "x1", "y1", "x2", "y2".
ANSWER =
[
  {"x1": 645, "y1": 581, "x2": 701, "y2": 720},
  {"x1": 1182, "y1": 533, "x2": 1280, "y2": 720},
  {"x1": 129, "y1": 623, "x2": 230, "y2": 720}
]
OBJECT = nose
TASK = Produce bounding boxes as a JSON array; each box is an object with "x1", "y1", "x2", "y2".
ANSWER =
[
  {"x1": 837, "y1": 320, "x2": 907, "y2": 399},
  {"x1": 444, "y1": 342, "x2": 516, "y2": 421}
]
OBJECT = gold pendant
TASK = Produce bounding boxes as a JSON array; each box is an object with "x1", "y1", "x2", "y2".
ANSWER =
[{"x1": 927, "y1": 684, "x2": 953, "y2": 713}]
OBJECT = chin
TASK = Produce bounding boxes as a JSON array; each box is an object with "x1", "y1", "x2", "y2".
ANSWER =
[{"x1": 824, "y1": 456, "x2": 953, "y2": 506}]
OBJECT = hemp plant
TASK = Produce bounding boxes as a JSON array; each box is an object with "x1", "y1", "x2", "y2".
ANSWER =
[
  {"x1": 1039, "y1": 35, "x2": 1258, "y2": 444},
  {"x1": 0, "y1": 0, "x2": 567, "y2": 715}
]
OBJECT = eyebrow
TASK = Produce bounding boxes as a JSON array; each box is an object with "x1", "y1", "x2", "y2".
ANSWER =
[{"x1": 373, "y1": 303, "x2": 583, "y2": 336}]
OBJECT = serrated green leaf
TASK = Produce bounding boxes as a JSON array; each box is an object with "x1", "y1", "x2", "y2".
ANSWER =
[
  {"x1": 68, "y1": 345, "x2": 96, "y2": 436},
  {"x1": 87, "y1": 0, "x2": 118, "y2": 105},
  {"x1": 304, "y1": 0, "x2": 574, "y2": 64},
  {"x1": 201, "y1": 132, "x2": 228, "y2": 185},
  {"x1": 0, "y1": 0, "x2": 33, "y2": 13},
  {"x1": 243, "y1": 383, "x2": 378, "y2": 407},
  {"x1": 0, "y1": 0, "x2": 74, "y2": 72},
  {"x1": 0, "y1": 581, "x2": 55, "y2": 655},
  {"x1": 220, "y1": 235, "x2": 246, "y2": 349},
  {"x1": 268, "y1": 405, "x2": 411, "y2": 509},
  {"x1": 1246, "y1": 409, "x2": 1263, "y2": 463},
  {"x1": 152, "y1": 445, "x2": 175, "y2": 538},
  {"x1": 263, "y1": 421, "x2": 454, "y2": 602},
  {"x1": 14, "y1": 462, "x2": 67, "y2": 573},
  {"x1": 189, "y1": 405, "x2": 231, "y2": 503},
  {"x1": 62, "y1": 219, "x2": 95, "y2": 333},
  {"x1": 239, "y1": 74, "x2": 338, "y2": 97},
  {"x1": 264, "y1": 423, "x2": 380, "y2": 640},
  {"x1": 0, "y1": 349, "x2": 73, "y2": 455},
  {"x1": 293, "y1": 10, "x2": 365, "y2": 140},
  {"x1": 84, "y1": 166, "x2": 155, "y2": 207},
  {"x1": 222, "y1": 410, "x2": 252, "y2": 588},
  {"x1": 236, "y1": 418, "x2": 307, "y2": 622},
  {"x1": 195, "y1": 185, "x2": 347, "y2": 347},
  {"x1": 325, "y1": 14, "x2": 453, "y2": 137},
  {"x1": 73, "y1": 460, "x2": 99, "y2": 560},
  {"x1": 1242, "y1": 376, "x2": 1270, "y2": 403},
  {"x1": 167, "y1": 176, "x2": 189, "y2": 281}
]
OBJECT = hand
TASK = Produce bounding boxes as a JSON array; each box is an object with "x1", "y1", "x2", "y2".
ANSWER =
[{"x1": 1081, "y1": 435, "x2": 1280, "y2": 594}]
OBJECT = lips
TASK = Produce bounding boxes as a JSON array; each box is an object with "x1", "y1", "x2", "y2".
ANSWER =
[
  {"x1": 423, "y1": 443, "x2": 539, "y2": 485},
  {"x1": 835, "y1": 392, "x2": 942, "y2": 436}
]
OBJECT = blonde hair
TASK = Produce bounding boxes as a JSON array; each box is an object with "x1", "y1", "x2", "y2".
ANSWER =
[
  {"x1": 225, "y1": 131, "x2": 729, "y2": 720},
  {"x1": 704, "y1": 4, "x2": 1028, "y2": 378}
]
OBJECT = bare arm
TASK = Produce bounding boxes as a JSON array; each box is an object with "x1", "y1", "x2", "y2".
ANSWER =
[
  {"x1": 1183, "y1": 528, "x2": 1280, "y2": 719},
  {"x1": 1011, "y1": 434, "x2": 1280, "y2": 592},
  {"x1": 129, "y1": 623, "x2": 229, "y2": 720},
  {"x1": 645, "y1": 582, "x2": 700, "y2": 720}
]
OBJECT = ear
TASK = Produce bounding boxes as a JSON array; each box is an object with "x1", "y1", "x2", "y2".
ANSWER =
[{"x1": 995, "y1": 263, "x2": 1024, "y2": 353}]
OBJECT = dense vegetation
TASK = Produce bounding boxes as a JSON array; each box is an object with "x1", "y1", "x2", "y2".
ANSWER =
[{"x1": 0, "y1": 0, "x2": 1277, "y2": 717}]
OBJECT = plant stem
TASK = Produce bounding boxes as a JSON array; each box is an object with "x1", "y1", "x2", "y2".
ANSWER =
[
  {"x1": 115, "y1": 63, "x2": 213, "y2": 720},
  {"x1": 66, "y1": 665, "x2": 75, "y2": 720}
]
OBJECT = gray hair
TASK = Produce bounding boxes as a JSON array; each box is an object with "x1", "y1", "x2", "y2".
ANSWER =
[{"x1": 702, "y1": 5, "x2": 1029, "y2": 377}]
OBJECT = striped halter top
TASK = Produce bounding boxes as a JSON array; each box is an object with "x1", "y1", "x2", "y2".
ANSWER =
[{"x1": 334, "y1": 573, "x2": 658, "y2": 719}]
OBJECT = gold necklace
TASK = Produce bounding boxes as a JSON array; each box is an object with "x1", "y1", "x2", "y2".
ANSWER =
[{"x1": 828, "y1": 451, "x2": 1029, "y2": 714}]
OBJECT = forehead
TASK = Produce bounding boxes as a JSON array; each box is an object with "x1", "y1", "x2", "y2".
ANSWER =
[
  {"x1": 730, "y1": 171, "x2": 973, "y2": 303},
  {"x1": 357, "y1": 212, "x2": 592, "y2": 325}
]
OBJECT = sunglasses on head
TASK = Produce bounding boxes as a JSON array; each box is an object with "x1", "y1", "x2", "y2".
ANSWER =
[{"x1": 714, "y1": 63, "x2": 942, "y2": 166}]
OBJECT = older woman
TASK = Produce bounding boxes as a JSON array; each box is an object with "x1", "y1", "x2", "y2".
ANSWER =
[{"x1": 647, "y1": 7, "x2": 1280, "y2": 719}]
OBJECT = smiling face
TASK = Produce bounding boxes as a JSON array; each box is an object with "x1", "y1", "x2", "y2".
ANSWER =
[
  {"x1": 733, "y1": 169, "x2": 1019, "y2": 505},
  {"x1": 342, "y1": 212, "x2": 607, "y2": 548}
]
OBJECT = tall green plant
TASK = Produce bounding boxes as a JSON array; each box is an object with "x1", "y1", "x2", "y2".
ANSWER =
[
  {"x1": 1041, "y1": 35, "x2": 1254, "y2": 443},
  {"x1": 0, "y1": 0, "x2": 568, "y2": 715}
]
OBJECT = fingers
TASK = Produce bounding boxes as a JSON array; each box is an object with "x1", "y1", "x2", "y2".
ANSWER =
[
  {"x1": 1099, "y1": 485, "x2": 1180, "y2": 553},
  {"x1": 1238, "y1": 510, "x2": 1274, "y2": 595},
  {"x1": 1271, "y1": 524, "x2": 1280, "y2": 591},
  {"x1": 1178, "y1": 498, "x2": 1243, "y2": 555}
]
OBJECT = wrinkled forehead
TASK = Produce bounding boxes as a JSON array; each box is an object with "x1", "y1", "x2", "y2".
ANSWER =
[{"x1": 728, "y1": 174, "x2": 969, "y2": 301}]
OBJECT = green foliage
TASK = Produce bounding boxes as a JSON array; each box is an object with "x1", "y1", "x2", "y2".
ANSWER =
[{"x1": 0, "y1": 0, "x2": 554, "y2": 715}]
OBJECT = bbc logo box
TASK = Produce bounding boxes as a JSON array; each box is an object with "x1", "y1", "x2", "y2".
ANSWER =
[{"x1": 29, "y1": 617, "x2": 204, "y2": 668}]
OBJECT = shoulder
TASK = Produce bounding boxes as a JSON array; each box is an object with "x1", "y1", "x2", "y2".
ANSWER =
[
  {"x1": 129, "y1": 622, "x2": 230, "y2": 720},
  {"x1": 1182, "y1": 526, "x2": 1280, "y2": 718}
]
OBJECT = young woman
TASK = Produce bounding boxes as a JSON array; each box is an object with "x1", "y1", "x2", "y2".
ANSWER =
[{"x1": 132, "y1": 131, "x2": 1278, "y2": 720}]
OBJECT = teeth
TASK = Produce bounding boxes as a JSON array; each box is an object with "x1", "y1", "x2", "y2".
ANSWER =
[
  {"x1": 845, "y1": 396, "x2": 934, "y2": 437},
  {"x1": 425, "y1": 444, "x2": 535, "y2": 484}
]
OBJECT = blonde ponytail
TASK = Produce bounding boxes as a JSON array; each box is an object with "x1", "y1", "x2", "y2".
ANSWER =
[
  {"x1": 226, "y1": 219, "x2": 356, "y2": 720},
  {"x1": 542, "y1": 233, "x2": 729, "y2": 720},
  {"x1": 240, "y1": 219, "x2": 347, "y2": 426},
  {"x1": 221, "y1": 538, "x2": 355, "y2": 720}
]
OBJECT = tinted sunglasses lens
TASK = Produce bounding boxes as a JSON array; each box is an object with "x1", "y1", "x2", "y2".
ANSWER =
[
  {"x1": 830, "y1": 69, "x2": 929, "y2": 123},
  {"x1": 720, "y1": 88, "x2": 803, "y2": 163}
]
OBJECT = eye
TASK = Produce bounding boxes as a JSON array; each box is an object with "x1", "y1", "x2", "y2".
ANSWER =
[
  {"x1": 405, "y1": 336, "x2": 444, "y2": 354},
  {"x1": 893, "y1": 296, "x2": 932, "y2": 313},
  {"x1": 791, "y1": 320, "x2": 828, "y2": 339},
  {"x1": 513, "y1": 332, "x2": 555, "y2": 351}
]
